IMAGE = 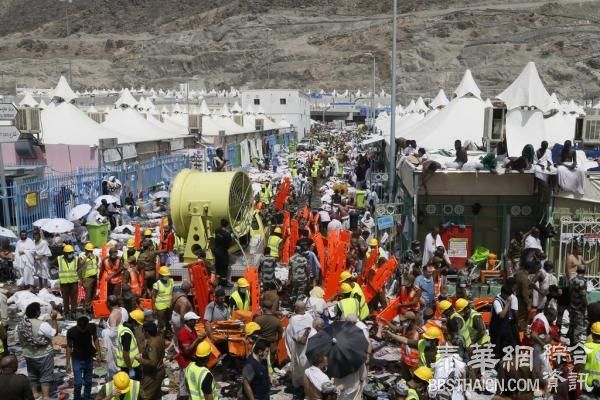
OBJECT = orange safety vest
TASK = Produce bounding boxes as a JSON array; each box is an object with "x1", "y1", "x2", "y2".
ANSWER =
[
  {"x1": 401, "y1": 330, "x2": 420, "y2": 367},
  {"x1": 128, "y1": 268, "x2": 142, "y2": 296},
  {"x1": 399, "y1": 286, "x2": 420, "y2": 313},
  {"x1": 103, "y1": 258, "x2": 123, "y2": 285}
]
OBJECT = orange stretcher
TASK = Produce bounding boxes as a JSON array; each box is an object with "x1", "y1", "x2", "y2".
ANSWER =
[
  {"x1": 274, "y1": 177, "x2": 291, "y2": 211},
  {"x1": 361, "y1": 256, "x2": 398, "y2": 304},
  {"x1": 244, "y1": 266, "x2": 261, "y2": 314}
]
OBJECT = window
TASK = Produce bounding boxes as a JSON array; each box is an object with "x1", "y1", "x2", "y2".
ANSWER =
[
  {"x1": 253, "y1": 99, "x2": 260, "y2": 105},
  {"x1": 280, "y1": 98, "x2": 286, "y2": 105}
]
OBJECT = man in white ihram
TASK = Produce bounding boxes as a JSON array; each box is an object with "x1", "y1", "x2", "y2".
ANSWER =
[
  {"x1": 422, "y1": 226, "x2": 450, "y2": 265},
  {"x1": 285, "y1": 301, "x2": 314, "y2": 390},
  {"x1": 15, "y1": 230, "x2": 36, "y2": 287}
]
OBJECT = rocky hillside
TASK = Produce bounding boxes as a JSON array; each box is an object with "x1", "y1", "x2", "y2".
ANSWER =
[{"x1": 0, "y1": 0, "x2": 599, "y2": 102}]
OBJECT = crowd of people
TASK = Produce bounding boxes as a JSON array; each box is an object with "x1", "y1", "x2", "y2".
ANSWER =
[{"x1": 0, "y1": 125, "x2": 598, "y2": 400}]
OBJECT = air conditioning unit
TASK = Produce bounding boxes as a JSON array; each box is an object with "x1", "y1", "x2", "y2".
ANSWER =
[
  {"x1": 188, "y1": 114, "x2": 202, "y2": 130},
  {"x1": 15, "y1": 108, "x2": 41, "y2": 133},
  {"x1": 88, "y1": 112, "x2": 106, "y2": 124},
  {"x1": 255, "y1": 119, "x2": 264, "y2": 131},
  {"x1": 233, "y1": 114, "x2": 243, "y2": 126}
]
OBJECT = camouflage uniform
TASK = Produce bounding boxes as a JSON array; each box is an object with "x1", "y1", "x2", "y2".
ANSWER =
[
  {"x1": 456, "y1": 268, "x2": 473, "y2": 300},
  {"x1": 568, "y1": 274, "x2": 587, "y2": 345},
  {"x1": 289, "y1": 253, "x2": 308, "y2": 303},
  {"x1": 259, "y1": 255, "x2": 277, "y2": 287}
]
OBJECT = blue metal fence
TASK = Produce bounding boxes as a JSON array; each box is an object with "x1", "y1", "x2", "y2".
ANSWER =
[{"x1": 2, "y1": 154, "x2": 190, "y2": 233}]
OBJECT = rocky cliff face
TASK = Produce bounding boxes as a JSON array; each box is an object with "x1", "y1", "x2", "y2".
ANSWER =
[{"x1": 0, "y1": 0, "x2": 598, "y2": 102}]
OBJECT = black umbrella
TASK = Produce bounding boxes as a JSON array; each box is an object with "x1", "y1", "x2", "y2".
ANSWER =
[{"x1": 305, "y1": 321, "x2": 369, "y2": 378}]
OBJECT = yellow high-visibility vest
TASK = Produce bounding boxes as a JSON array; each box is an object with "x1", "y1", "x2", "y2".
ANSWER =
[
  {"x1": 230, "y1": 290, "x2": 250, "y2": 312},
  {"x1": 154, "y1": 279, "x2": 174, "y2": 311},
  {"x1": 116, "y1": 324, "x2": 140, "y2": 368},
  {"x1": 57, "y1": 256, "x2": 78, "y2": 284},
  {"x1": 185, "y1": 364, "x2": 219, "y2": 400}
]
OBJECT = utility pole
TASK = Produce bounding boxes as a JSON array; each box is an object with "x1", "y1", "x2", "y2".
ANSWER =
[
  {"x1": 365, "y1": 53, "x2": 376, "y2": 133},
  {"x1": 61, "y1": 0, "x2": 73, "y2": 85},
  {"x1": 388, "y1": 0, "x2": 397, "y2": 201},
  {"x1": 265, "y1": 28, "x2": 272, "y2": 88}
]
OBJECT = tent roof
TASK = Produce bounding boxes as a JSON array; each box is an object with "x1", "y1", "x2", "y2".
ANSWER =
[
  {"x1": 484, "y1": 98, "x2": 493, "y2": 108},
  {"x1": 115, "y1": 89, "x2": 138, "y2": 108},
  {"x1": 199, "y1": 100, "x2": 211, "y2": 116},
  {"x1": 454, "y1": 69, "x2": 482, "y2": 100},
  {"x1": 430, "y1": 89, "x2": 450, "y2": 109},
  {"x1": 231, "y1": 101, "x2": 243, "y2": 114},
  {"x1": 51, "y1": 76, "x2": 77, "y2": 103},
  {"x1": 545, "y1": 93, "x2": 561, "y2": 112},
  {"x1": 38, "y1": 99, "x2": 48, "y2": 110},
  {"x1": 404, "y1": 100, "x2": 416, "y2": 113},
  {"x1": 41, "y1": 102, "x2": 136, "y2": 145},
  {"x1": 102, "y1": 107, "x2": 184, "y2": 141},
  {"x1": 19, "y1": 93, "x2": 38, "y2": 107},
  {"x1": 403, "y1": 96, "x2": 486, "y2": 150},
  {"x1": 497, "y1": 62, "x2": 550, "y2": 111},
  {"x1": 415, "y1": 97, "x2": 429, "y2": 113},
  {"x1": 220, "y1": 103, "x2": 231, "y2": 117}
]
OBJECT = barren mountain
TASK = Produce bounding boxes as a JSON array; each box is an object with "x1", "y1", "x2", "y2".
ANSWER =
[{"x1": 0, "y1": 0, "x2": 599, "y2": 102}]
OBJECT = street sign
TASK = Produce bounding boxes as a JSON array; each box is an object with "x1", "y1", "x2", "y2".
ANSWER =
[
  {"x1": 0, "y1": 103, "x2": 17, "y2": 120},
  {"x1": 377, "y1": 215, "x2": 394, "y2": 230},
  {"x1": 0, "y1": 125, "x2": 21, "y2": 143}
]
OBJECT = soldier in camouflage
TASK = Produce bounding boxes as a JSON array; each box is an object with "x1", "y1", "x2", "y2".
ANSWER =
[
  {"x1": 259, "y1": 247, "x2": 277, "y2": 289},
  {"x1": 288, "y1": 249, "x2": 309, "y2": 303},
  {"x1": 568, "y1": 264, "x2": 588, "y2": 345},
  {"x1": 456, "y1": 260, "x2": 476, "y2": 300}
]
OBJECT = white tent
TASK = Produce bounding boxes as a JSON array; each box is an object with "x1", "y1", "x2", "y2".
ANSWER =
[
  {"x1": 499, "y1": 62, "x2": 550, "y2": 155},
  {"x1": 415, "y1": 97, "x2": 429, "y2": 113},
  {"x1": 454, "y1": 69, "x2": 482, "y2": 100},
  {"x1": 484, "y1": 98, "x2": 493, "y2": 109},
  {"x1": 430, "y1": 89, "x2": 450, "y2": 109},
  {"x1": 220, "y1": 103, "x2": 231, "y2": 117},
  {"x1": 38, "y1": 99, "x2": 48, "y2": 110},
  {"x1": 19, "y1": 93, "x2": 38, "y2": 107},
  {"x1": 103, "y1": 107, "x2": 185, "y2": 140},
  {"x1": 198, "y1": 100, "x2": 211, "y2": 116},
  {"x1": 545, "y1": 93, "x2": 561, "y2": 113},
  {"x1": 231, "y1": 101, "x2": 243, "y2": 114},
  {"x1": 115, "y1": 89, "x2": 138, "y2": 108},
  {"x1": 497, "y1": 62, "x2": 550, "y2": 111},
  {"x1": 404, "y1": 100, "x2": 416, "y2": 114},
  {"x1": 51, "y1": 76, "x2": 77, "y2": 103}
]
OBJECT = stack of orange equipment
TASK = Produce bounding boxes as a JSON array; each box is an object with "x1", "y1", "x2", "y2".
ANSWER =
[
  {"x1": 244, "y1": 266, "x2": 261, "y2": 314},
  {"x1": 376, "y1": 296, "x2": 402, "y2": 325},
  {"x1": 361, "y1": 256, "x2": 398, "y2": 304},
  {"x1": 358, "y1": 247, "x2": 379, "y2": 285},
  {"x1": 290, "y1": 219, "x2": 299, "y2": 256},
  {"x1": 134, "y1": 224, "x2": 142, "y2": 249},
  {"x1": 274, "y1": 177, "x2": 291, "y2": 211},
  {"x1": 280, "y1": 212, "x2": 291, "y2": 263},
  {"x1": 92, "y1": 244, "x2": 111, "y2": 318},
  {"x1": 188, "y1": 261, "x2": 212, "y2": 318}
]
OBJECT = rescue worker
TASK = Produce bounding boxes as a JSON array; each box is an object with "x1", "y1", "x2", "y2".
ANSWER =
[
  {"x1": 58, "y1": 245, "x2": 79, "y2": 320},
  {"x1": 152, "y1": 266, "x2": 174, "y2": 334},
  {"x1": 78, "y1": 243, "x2": 99, "y2": 315},
  {"x1": 569, "y1": 264, "x2": 588, "y2": 345},
  {"x1": 122, "y1": 239, "x2": 139, "y2": 265},
  {"x1": 267, "y1": 227, "x2": 283, "y2": 261},
  {"x1": 116, "y1": 315, "x2": 141, "y2": 381},
  {"x1": 137, "y1": 239, "x2": 158, "y2": 295},
  {"x1": 457, "y1": 298, "x2": 490, "y2": 347},
  {"x1": 103, "y1": 247, "x2": 124, "y2": 297},
  {"x1": 143, "y1": 229, "x2": 157, "y2": 249},
  {"x1": 438, "y1": 300, "x2": 469, "y2": 358},
  {"x1": 365, "y1": 238, "x2": 384, "y2": 260},
  {"x1": 409, "y1": 366, "x2": 433, "y2": 400},
  {"x1": 136, "y1": 321, "x2": 165, "y2": 400},
  {"x1": 584, "y1": 321, "x2": 600, "y2": 393},
  {"x1": 398, "y1": 311, "x2": 420, "y2": 380},
  {"x1": 385, "y1": 326, "x2": 441, "y2": 369},
  {"x1": 259, "y1": 185, "x2": 272, "y2": 206},
  {"x1": 244, "y1": 322, "x2": 263, "y2": 356},
  {"x1": 124, "y1": 258, "x2": 142, "y2": 297},
  {"x1": 98, "y1": 371, "x2": 141, "y2": 400},
  {"x1": 339, "y1": 271, "x2": 369, "y2": 320},
  {"x1": 289, "y1": 249, "x2": 309, "y2": 303},
  {"x1": 335, "y1": 283, "x2": 360, "y2": 320},
  {"x1": 230, "y1": 277, "x2": 251, "y2": 312},
  {"x1": 129, "y1": 310, "x2": 146, "y2": 356},
  {"x1": 185, "y1": 341, "x2": 219, "y2": 400},
  {"x1": 310, "y1": 161, "x2": 319, "y2": 187},
  {"x1": 258, "y1": 247, "x2": 277, "y2": 289}
]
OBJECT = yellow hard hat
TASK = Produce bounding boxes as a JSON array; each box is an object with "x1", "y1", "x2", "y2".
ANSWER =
[
  {"x1": 592, "y1": 321, "x2": 600, "y2": 336},
  {"x1": 63, "y1": 245, "x2": 74, "y2": 253},
  {"x1": 455, "y1": 298, "x2": 469, "y2": 313},
  {"x1": 439, "y1": 300, "x2": 453, "y2": 312},
  {"x1": 339, "y1": 271, "x2": 352, "y2": 283},
  {"x1": 159, "y1": 266, "x2": 171, "y2": 276},
  {"x1": 273, "y1": 227, "x2": 282, "y2": 234},
  {"x1": 422, "y1": 326, "x2": 442, "y2": 340},
  {"x1": 245, "y1": 322, "x2": 261, "y2": 336},
  {"x1": 127, "y1": 239, "x2": 135, "y2": 248},
  {"x1": 369, "y1": 238, "x2": 378, "y2": 246},
  {"x1": 113, "y1": 371, "x2": 131, "y2": 392},
  {"x1": 340, "y1": 282, "x2": 353, "y2": 294},
  {"x1": 195, "y1": 341, "x2": 212, "y2": 358},
  {"x1": 84, "y1": 243, "x2": 94, "y2": 251},
  {"x1": 130, "y1": 309, "x2": 145, "y2": 325},
  {"x1": 143, "y1": 229, "x2": 153, "y2": 236},
  {"x1": 414, "y1": 366, "x2": 433, "y2": 382},
  {"x1": 237, "y1": 277, "x2": 250, "y2": 288}
]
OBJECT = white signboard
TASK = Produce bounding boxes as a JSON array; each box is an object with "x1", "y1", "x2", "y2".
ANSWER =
[
  {"x1": 0, "y1": 125, "x2": 21, "y2": 143},
  {"x1": 0, "y1": 103, "x2": 17, "y2": 120}
]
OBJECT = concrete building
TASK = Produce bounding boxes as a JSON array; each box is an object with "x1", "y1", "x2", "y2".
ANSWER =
[{"x1": 241, "y1": 89, "x2": 310, "y2": 140}]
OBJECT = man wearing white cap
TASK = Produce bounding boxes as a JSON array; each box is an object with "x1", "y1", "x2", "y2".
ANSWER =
[{"x1": 176, "y1": 311, "x2": 206, "y2": 399}]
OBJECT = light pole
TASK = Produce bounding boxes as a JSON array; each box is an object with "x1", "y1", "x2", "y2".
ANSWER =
[
  {"x1": 388, "y1": 0, "x2": 397, "y2": 201},
  {"x1": 265, "y1": 28, "x2": 272, "y2": 87},
  {"x1": 60, "y1": 0, "x2": 73, "y2": 84},
  {"x1": 364, "y1": 52, "x2": 376, "y2": 133}
]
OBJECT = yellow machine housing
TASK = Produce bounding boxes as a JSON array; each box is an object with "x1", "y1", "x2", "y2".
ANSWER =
[{"x1": 170, "y1": 169, "x2": 262, "y2": 262}]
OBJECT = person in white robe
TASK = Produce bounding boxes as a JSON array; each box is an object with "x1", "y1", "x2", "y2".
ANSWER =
[
  {"x1": 533, "y1": 141, "x2": 555, "y2": 183},
  {"x1": 14, "y1": 231, "x2": 36, "y2": 287},
  {"x1": 285, "y1": 301, "x2": 314, "y2": 389},
  {"x1": 422, "y1": 226, "x2": 447, "y2": 265},
  {"x1": 32, "y1": 230, "x2": 52, "y2": 288}
]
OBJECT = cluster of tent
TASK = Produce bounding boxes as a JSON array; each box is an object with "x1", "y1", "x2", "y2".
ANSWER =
[
  {"x1": 19, "y1": 77, "x2": 290, "y2": 148},
  {"x1": 308, "y1": 88, "x2": 391, "y2": 99},
  {"x1": 374, "y1": 62, "x2": 586, "y2": 154}
]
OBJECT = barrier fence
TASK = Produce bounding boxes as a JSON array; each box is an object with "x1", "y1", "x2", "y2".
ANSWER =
[{"x1": 1, "y1": 154, "x2": 191, "y2": 233}]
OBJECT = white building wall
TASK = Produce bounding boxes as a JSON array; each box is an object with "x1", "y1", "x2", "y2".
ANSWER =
[{"x1": 241, "y1": 89, "x2": 310, "y2": 140}]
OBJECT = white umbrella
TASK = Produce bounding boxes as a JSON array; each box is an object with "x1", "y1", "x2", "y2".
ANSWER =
[
  {"x1": 33, "y1": 218, "x2": 51, "y2": 228},
  {"x1": 0, "y1": 227, "x2": 16, "y2": 240},
  {"x1": 41, "y1": 218, "x2": 74, "y2": 234},
  {"x1": 150, "y1": 191, "x2": 169, "y2": 199},
  {"x1": 68, "y1": 204, "x2": 92, "y2": 221},
  {"x1": 94, "y1": 195, "x2": 119, "y2": 206}
]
